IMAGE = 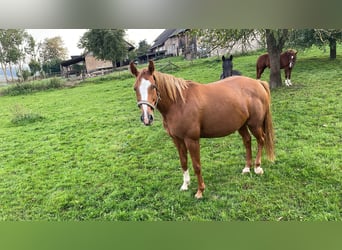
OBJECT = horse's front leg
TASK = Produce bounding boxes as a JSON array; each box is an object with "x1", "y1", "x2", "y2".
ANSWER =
[
  {"x1": 172, "y1": 138, "x2": 190, "y2": 191},
  {"x1": 184, "y1": 138, "x2": 205, "y2": 199},
  {"x1": 284, "y1": 68, "x2": 292, "y2": 86},
  {"x1": 287, "y1": 68, "x2": 292, "y2": 86}
]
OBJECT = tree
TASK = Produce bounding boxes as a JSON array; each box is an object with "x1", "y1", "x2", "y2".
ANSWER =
[
  {"x1": 39, "y1": 36, "x2": 67, "y2": 76},
  {"x1": 0, "y1": 29, "x2": 31, "y2": 82},
  {"x1": 14, "y1": 30, "x2": 35, "y2": 81},
  {"x1": 286, "y1": 29, "x2": 342, "y2": 59},
  {"x1": 265, "y1": 29, "x2": 289, "y2": 88},
  {"x1": 40, "y1": 36, "x2": 67, "y2": 62},
  {"x1": 136, "y1": 39, "x2": 150, "y2": 57},
  {"x1": 28, "y1": 59, "x2": 41, "y2": 79},
  {"x1": 0, "y1": 29, "x2": 19, "y2": 82},
  {"x1": 78, "y1": 29, "x2": 127, "y2": 64},
  {"x1": 192, "y1": 29, "x2": 260, "y2": 55},
  {"x1": 313, "y1": 29, "x2": 341, "y2": 59},
  {"x1": 194, "y1": 29, "x2": 289, "y2": 88},
  {"x1": 0, "y1": 31, "x2": 9, "y2": 82}
]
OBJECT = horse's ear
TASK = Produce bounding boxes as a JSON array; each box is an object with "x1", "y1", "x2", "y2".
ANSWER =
[
  {"x1": 148, "y1": 60, "x2": 155, "y2": 74},
  {"x1": 130, "y1": 61, "x2": 139, "y2": 77},
  {"x1": 222, "y1": 56, "x2": 225, "y2": 61},
  {"x1": 229, "y1": 55, "x2": 233, "y2": 60}
]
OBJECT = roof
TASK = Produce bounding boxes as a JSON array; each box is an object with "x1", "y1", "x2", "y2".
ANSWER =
[
  {"x1": 60, "y1": 55, "x2": 85, "y2": 67},
  {"x1": 125, "y1": 40, "x2": 135, "y2": 51},
  {"x1": 169, "y1": 29, "x2": 187, "y2": 37},
  {"x1": 150, "y1": 29, "x2": 188, "y2": 49}
]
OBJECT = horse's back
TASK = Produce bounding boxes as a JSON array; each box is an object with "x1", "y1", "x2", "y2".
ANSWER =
[
  {"x1": 192, "y1": 76, "x2": 270, "y2": 137},
  {"x1": 215, "y1": 76, "x2": 268, "y2": 93},
  {"x1": 256, "y1": 53, "x2": 270, "y2": 67}
]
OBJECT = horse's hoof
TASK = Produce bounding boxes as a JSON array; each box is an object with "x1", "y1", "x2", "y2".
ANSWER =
[
  {"x1": 254, "y1": 167, "x2": 264, "y2": 175},
  {"x1": 242, "y1": 167, "x2": 251, "y2": 174},
  {"x1": 195, "y1": 191, "x2": 203, "y2": 199},
  {"x1": 180, "y1": 184, "x2": 189, "y2": 191}
]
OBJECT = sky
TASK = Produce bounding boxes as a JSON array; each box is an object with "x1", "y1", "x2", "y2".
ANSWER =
[{"x1": 26, "y1": 29, "x2": 165, "y2": 58}]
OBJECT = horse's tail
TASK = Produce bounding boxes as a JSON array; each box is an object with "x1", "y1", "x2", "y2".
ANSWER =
[{"x1": 260, "y1": 80, "x2": 275, "y2": 162}]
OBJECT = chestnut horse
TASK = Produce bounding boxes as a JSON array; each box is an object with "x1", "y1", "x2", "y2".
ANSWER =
[
  {"x1": 220, "y1": 55, "x2": 241, "y2": 79},
  {"x1": 130, "y1": 61, "x2": 275, "y2": 199},
  {"x1": 256, "y1": 49, "x2": 297, "y2": 86}
]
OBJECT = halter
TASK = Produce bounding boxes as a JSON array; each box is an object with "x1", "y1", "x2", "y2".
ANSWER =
[{"x1": 137, "y1": 76, "x2": 160, "y2": 110}]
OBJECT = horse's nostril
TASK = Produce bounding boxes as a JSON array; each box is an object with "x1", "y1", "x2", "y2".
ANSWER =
[
  {"x1": 149, "y1": 114, "x2": 154, "y2": 122},
  {"x1": 140, "y1": 115, "x2": 144, "y2": 122}
]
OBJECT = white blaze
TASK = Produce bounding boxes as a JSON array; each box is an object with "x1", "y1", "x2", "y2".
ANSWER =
[
  {"x1": 139, "y1": 79, "x2": 152, "y2": 122},
  {"x1": 289, "y1": 56, "x2": 294, "y2": 68},
  {"x1": 139, "y1": 78, "x2": 151, "y2": 101}
]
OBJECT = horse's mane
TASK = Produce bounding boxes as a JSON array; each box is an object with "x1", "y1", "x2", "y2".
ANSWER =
[
  {"x1": 286, "y1": 49, "x2": 297, "y2": 54},
  {"x1": 153, "y1": 71, "x2": 189, "y2": 103}
]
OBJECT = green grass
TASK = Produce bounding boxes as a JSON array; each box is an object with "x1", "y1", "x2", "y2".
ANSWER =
[{"x1": 0, "y1": 46, "x2": 341, "y2": 221}]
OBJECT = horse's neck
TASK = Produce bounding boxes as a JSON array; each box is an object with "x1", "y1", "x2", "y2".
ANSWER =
[
  {"x1": 156, "y1": 94, "x2": 176, "y2": 115},
  {"x1": 156, "y1": 85, "x2": 186, "y2": 115}
]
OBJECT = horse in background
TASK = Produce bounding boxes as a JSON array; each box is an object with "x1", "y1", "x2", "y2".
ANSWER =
[
  {"x1": 220, "y1": 55, "x2": 242, "y2": 79},
  {"x1": 256, "y1": 49, "x2": 297, "y2": 86},
  {"x1": 130, "y1": 60, "x2": 275, "y2": 199}
]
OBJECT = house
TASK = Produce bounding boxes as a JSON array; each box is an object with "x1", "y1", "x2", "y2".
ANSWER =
[
  {"x1": 60, "y1": 41, "x2": 135, "y2": 78},
  {"x1": 146, "y1": 29, "x2": 197, "y2": 61},
  {"x1": 60, "y1": 53, "x2": 112, "y2": 78}
]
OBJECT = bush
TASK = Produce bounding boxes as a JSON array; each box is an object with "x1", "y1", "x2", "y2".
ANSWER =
[
  {"x1": 22, "y1": 70, "x2": 31, "y2": 81},
  {"x1": 46, "y1": 77, "x2": 63, "y2": 89},
  {"x1": 0, "y1": 77, "x2": 64, "y2": 96},
  {"x1": 10, "y1": 104, "x2": 44, "y2": 125}
]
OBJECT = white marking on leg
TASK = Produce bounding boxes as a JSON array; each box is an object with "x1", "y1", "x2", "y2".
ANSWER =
[
  {"x1": 180, "y1": 170, "x2": 190, "y2": 191},
  {"x1": 288, "y1": 79, "x2": 292, "y2": 86},
  {"x1": 242, "y1": 166, "x2": 251, "y2": 174},
  {"x1": 254, "y1": 166, "x2": 264, "y2": 175},
  {"x1": 285, "y1": 79, "x2": 290, "y2": 86}
]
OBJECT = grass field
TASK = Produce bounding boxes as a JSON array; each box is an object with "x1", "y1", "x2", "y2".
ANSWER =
[{"x1": 0, "y1": 46, "x2": 341, "y2": 221}]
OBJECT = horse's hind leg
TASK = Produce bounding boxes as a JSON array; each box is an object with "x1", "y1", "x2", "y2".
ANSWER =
[
  {"x1": 172, "y1": 137, "x2": 190, "y2": 191},
  {"x1": 248, "y1": 125, "x2": 265, "y2": 175},
  {"x1": 238, "y1": 125, "x2": 252, "y2": 174}
]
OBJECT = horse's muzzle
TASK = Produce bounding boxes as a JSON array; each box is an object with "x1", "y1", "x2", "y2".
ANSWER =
[{"x1": 141, "y1": 113, "x2": 154, "y2": 126}]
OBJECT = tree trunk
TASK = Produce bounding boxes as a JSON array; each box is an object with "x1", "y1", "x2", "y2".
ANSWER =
[
  {"x1": 329, "y1": 37, "x2": 336, "y2": 59},
  {"x1": 267, "y1": 42, "x2": 282, "y2": 88},
  {"x1": 265, "y1": 29, "x2": 288, "y2": 88},
  {"x1": 9, "y1": 62, "x2": 14, "y2": 82}
]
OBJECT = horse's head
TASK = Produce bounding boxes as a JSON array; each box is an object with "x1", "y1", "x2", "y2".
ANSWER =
[
  {"x1": 130, "y1": 60, "x2": 160, "y2": 126},
  {"x1": 221, "y1": 55, "x2": 233, "y2": 79},
  {"x1": 287, "y1": 49, "x2": 297, "y2": 68}
]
